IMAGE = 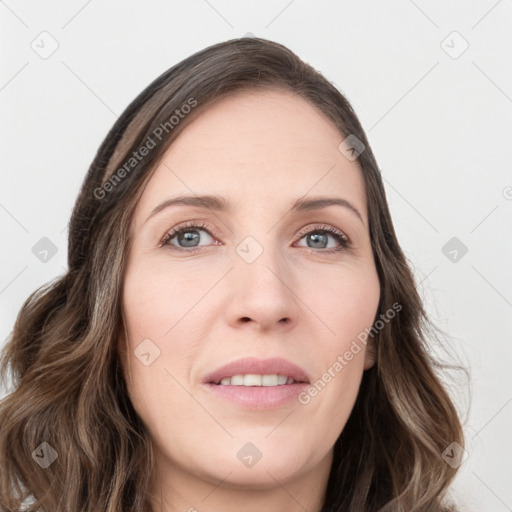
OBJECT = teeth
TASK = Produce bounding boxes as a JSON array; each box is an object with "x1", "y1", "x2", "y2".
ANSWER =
[
  {"x1": 217, "y1": 374, "x2": 297, "y2": 386},
  {"x1": 261, "y1": 374, "x2": 277, "y2": 386},
  {"x1": 277, "y1": 375, "x2": 288, "y2": 385},
  {"x1": 230, "y1": 375, "x2": 244, "y2": 385}
]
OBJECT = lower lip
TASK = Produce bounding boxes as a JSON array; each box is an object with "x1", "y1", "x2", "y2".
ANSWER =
[{"x1": 202, "y1": 382, "x2": 310, "y2": 410}]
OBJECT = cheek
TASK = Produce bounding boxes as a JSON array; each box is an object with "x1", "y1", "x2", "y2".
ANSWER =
[
  {"x1": 120, "y1": 261, "x2": 208, "y2": 448},
  {"x1": 297, "y1": 265, "x2": 379, "y2": 431},
  {"x1": 120, "y1": 257, "x2": 209, "y2": 409},
  {"x1": 122, "y1": 256, "x2": 213, "y2": 342},
  {"x1": 305, "y1": 262, "x2": 380, "y2": 340},
  {"x1": 301, "y1": 331, "x2": 370, "y2": 444}
]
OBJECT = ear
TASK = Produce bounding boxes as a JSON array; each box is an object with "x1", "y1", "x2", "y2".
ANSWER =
[{"x1": 363, "y1": 337, "x2": 376, "y2": 370}]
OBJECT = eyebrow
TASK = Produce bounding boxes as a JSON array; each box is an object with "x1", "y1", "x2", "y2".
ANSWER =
[{"x1": 145, "y1": 194, "x2": 364, "y2": 224}]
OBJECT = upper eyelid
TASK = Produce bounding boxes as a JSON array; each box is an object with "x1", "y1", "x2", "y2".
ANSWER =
[{"x1": 295, "y1": 223, "x2": 348, "y2": 241}]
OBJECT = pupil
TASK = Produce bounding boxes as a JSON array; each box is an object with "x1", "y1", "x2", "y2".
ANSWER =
[
  {"x1": 179, "y1": 231, "x2": 199, "y2": 247},
  {"x1": 309, "y1": 233, "x2": 327, "y2": 248}
]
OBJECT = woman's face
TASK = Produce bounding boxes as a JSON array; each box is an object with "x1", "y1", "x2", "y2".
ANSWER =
[{"x1": 120, "y1": 89, "x2": 380, "y2": 502}]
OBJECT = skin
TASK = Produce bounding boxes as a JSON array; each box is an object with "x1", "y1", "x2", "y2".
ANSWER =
[{"x1": 119, "y1": 89, "x2": 381, "y2": 512}]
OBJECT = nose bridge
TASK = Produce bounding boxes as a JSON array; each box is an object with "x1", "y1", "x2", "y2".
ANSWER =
[
  {"x1": 233, "y1": 199, "x2": 289, "y2": 269},
  {"x1": 225, "y1": 223, "x2": 300, "y2": 327},
  {"x1": 234, "y1": 228, "x2": 288, "y2": 290},
  {"x1": 230, "y1": 204, "x2": 277, "y2": 264}
]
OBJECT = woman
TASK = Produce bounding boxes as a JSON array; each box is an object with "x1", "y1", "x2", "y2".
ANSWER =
[{"x1": 0, "y1": 37, "x2": 465, "y2": 511}]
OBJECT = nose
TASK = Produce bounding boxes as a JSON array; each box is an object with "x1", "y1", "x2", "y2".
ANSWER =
[{"x1": 223, "y1": 239, "x2": 300, "y2": 333}]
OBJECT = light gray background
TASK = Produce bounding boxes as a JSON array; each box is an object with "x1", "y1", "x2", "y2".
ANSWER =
[{"x1": 1, "y1": 1, "x2": 511, "y2": 511}]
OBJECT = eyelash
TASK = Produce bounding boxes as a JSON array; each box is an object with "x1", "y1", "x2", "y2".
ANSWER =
[{"x1": 160, "y1": 221, "x2": 350, "y2": 254}]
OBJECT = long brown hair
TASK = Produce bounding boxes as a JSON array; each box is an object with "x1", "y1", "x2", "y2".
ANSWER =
[{"x1": 0, "y1": 37, "x2": 465, "y2": 511}]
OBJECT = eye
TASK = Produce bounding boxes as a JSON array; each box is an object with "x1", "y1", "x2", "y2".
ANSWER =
[
  {"x1": 160, "y1": 221, "x2": 350, "y2": 253},
  {"x1": 294, "y1": 224, "x2": 350, "y2": 253},
  {"x1": 160, "y1": 221, "x2": 218, "y2": 252}
]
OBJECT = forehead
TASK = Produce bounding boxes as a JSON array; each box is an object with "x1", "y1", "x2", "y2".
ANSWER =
[{"x1": 134, "y1": 89, "x2": 367, "y2": 222}]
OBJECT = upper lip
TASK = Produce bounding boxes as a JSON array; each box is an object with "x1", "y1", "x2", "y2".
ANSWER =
[{"x1": 202, "y1": 357, "x2": 310, "y2": 384}]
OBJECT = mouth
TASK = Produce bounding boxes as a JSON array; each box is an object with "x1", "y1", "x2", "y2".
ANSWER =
[
  {"x1": 201, "y1": 357, "x2": 310, "y2": 410},
  {"x1": 209, "y1": 374, "x2": 307, "y2": 386}
]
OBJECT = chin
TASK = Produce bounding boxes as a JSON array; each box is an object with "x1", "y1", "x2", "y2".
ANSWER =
[{"x1": 205, "y1": 457, "x2": 308, "y2": 490}]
